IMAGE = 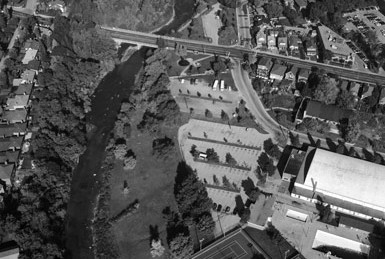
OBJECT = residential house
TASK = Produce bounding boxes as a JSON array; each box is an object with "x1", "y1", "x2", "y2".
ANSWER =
[
  {"x1": 12, "y1": 79, "x2": 24, "y2": 87},
  {"x1": 0, "y1": 151, "x2": 20, "y2": 164},
  {"x1": 270, "y1": 64, "x2": 287, "y2": 81},
  {"x1": 6, "y1": 95, "x2": 30, "y2": 110},
  {"x1": 298, "y1": 68, "x2": 310, "y2": 83},
  {"x1": 288, "y1": 35, "x2": 300, "y2": 51},
  {"x1": 305, "y1": 40, "x2": 317, "y2": 59},
  {"x1": 0, "y1": 89, "x2": 10, "y2": 107},
  {"x1": 0, "y1": 241, "x2": 19, "y2": 259},
  {"x1": 256, "y1": 30, "x2": 266, "y2": 48},
  {"x1": 285, "y1": 66, "x2": 298, "y2": 81},
  {"x1": 22, "y1": 39, "x2": 39, "y2": 54},
  {"x1": 0, "y1": 137, "x2": 24, "y2": 152},
  {"x1": 277, "y1": 37, "x2": 288, "y2": 52},
  {"x1": 340, "y1": 81, "x2": 349, "y2": 91},
  {"x1": 267, "y1": 35, "x2": 277, "y2": 50},
  {"x1": 48, "y1": 0, "x2": 66, "y2": 13},
  {"x1": 302, "y1": 100, "x2": 353, "y2": 125},
  {"x1": 379, "y1": 88, "x2": 385, "y2": 105},
  {"x1": 22, "y1": 49, "x2": 38, "y2": 65},
  {"x1": 256, "y1": 57, "x2": 273, "y2": 80},
  {"x1": 317, "y1": 25, "x2": 355, "y2": 65},
  {"x1": 21, "y1": 69, "x2": 36, "y2": 83},
  {"x1": 0, "y1": 164, "x2": 15, "y2": 185},
  {"x1": 284, "y1": 0, "x2": 295, "y2": 8},
  {"x1": 361, "y1": 84, "x2": 374, "y2": 99},
  {"x1": 13, "y1": 83, "x2": 33, "y2": 96},
  {"x1": 349, "y1": 82, "x2": 361, "y2": 98},
  {"x1": 0, "y1": 123, "x2": 27, "y2": 138},
  {"x1": 294, "y1": 0, "x2": 307, "y2": 10},
  {"x1": 1, "y1": 110, "x2": 28, "y2": 124}
]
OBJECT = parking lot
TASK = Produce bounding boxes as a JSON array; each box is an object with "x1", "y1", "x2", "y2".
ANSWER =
[
  {"x1": 344, "y1": 7, "x2": 385, "y2": 44},
  {"x1": 169, "y1": 77, "x2": 241, "y2": 118}
]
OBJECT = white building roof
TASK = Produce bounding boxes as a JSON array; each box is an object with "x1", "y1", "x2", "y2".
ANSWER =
[
  {"x1": 303, "y1": 149, "x2": 385, "y2": 211},
  {"x1": 312, "y1": 230, "x2": 370, "y2": 255},
  {"x1": 21, "y1": 49, "x2": 38, "y2": 65},
  {"x1": 6, "y1": 95, "x2": 29, "y2": 110}
]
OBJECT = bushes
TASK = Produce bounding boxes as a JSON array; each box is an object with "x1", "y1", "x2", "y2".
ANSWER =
[
  {"x1": 263, "y1": 138, "x2": 282, "y2": 160},
  {"x1": 257, "y1": 152, "x2": 275, "y2": 176}
]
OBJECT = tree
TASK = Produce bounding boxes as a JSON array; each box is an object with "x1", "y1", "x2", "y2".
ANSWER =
[
  {"x1": 205, "y1": 109, "x2": 213, "y2": 118},
  {"x1": 255, "y1": 167, "x2": 267, "y2": 185},
  {"x1": 313, "y1": 76, "x2": 339, "y2": 104},
  {"x1": 283, "y1": 7, "x2": 298, "y2": 25},
  {"x1": 239, "y1": 208, "x2": 251, "y2": 223},
  {"x1": 335, "y1": 90, "x2": 356, "y2": 109},
  {"x1": 289, "y1": 132, "x2": 301, "y2": 148},
  {"x1": 190, "y1": 144, "x2": 199, "y2": 158},
  {"x1": 150, "y1": 239, "x2": 165, "y2": 257},
  {"x1": 264, "y1": 2, "x2": 283, "y2": 18},
  {"x1": 168, "y1": 234, "x2": 194, "y2": 259},
  {"x1": 196, "y1": 213, "x2": 216, "y2": 236},
  {"x1": 213, "y1": 174, "x2": 220, "y2": 185},
  {"x1": 263, "y1": 138, "x2": 282, "y2": 160},
  {"x1": 222, "y1": 175, "x2": 231, "y2": 188},
  {"x1": 206, "y1": 148, "x2": 219, "y2": 163},
  {"x1": 221, "y1": 110, "x2": 229, "y2": 121},
  {"x1": 225, "y1": 152, "x2": 237, "y2": 166},
  {"x1": 342, "y1": 118, "x2": 361, "y2": 143},
  {"x1": 248, "y1": 188, "x2": 260, "y2": 202},
  {"x1": 257, "y1": 152, "x2": 275, "y2": 176}
]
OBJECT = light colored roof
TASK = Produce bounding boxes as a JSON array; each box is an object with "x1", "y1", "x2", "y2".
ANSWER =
[
  {"x1": 21, "y1": 49, "x2": 38, "y2": 65},
  {"x1": 21, "y1": 70, "x2": 35, "y2": 82},
  {"x1": 318, "y1": 25, "x2": 354, "y2": 58},
  {"x1": 294, "y1": 0, "x2": 307, "y2": 8},
  {"x1": 303, "y1": 148, "x2": 385, "y2": 210},
  {"x1": 6, "y1": 95, "x2": 29, "y2": 110},
  {"x1": 312, "y1": 230, "x2": 370, "y2": 255},
  {"x1": 12, "y1": 79, "x2": 24, "y2": 87}
]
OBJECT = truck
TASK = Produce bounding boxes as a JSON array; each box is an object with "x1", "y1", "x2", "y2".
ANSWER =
[
  {"x1": 212, "y1": 79, "x2": 219, "y2": 91},
  {"x1": 220, "y1": 80, "x2": 225, "y2": 91}
]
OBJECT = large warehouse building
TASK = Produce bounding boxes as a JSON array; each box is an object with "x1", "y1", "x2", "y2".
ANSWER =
[{"x1": 284, "y1": 147, "x2": 385, "y2": 220}]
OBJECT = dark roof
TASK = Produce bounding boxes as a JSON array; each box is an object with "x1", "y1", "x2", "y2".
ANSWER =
[
  {"x1": 305, "y1": 100, "x2": 353, "y2": 122},
  {"x1": 258, "y1": 57, "x2": 272, "y2": 69},
  {"x1": 0, "y1": 151, "x2": 20, "y2": 164},
  {"x1": 243, "y1": 227, "x2": 305, "y2": 259},
  {"x1": 270, "y1": 64, "x2": 287, "y2": 77},
  {"x1": 283, "y1": 149, "x2": 306, "y2": 176},
  {"x1": 0, "y1": 137, "x2": 24, "y2": 151},
  {"x1": 295, "y1": 0, "x2": 307, "y2": 7},
  {"x1": 337, "y1": 212, "x2": 375, "y2": 232},
  {"x1": 0, "y1": 164, "x2": 14, "y2": 181},
  {"x1": 27, "y1": 59, "x2": 41, "y2": 71},
  {"x1": 0, "y1": 123, "x2": 27, "y2": 138}
]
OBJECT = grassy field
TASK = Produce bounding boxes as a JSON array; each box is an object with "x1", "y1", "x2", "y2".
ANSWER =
[
  {"x1": 177, "y1": 17, "x2": 210, "y2": 42},
  {"x1": 108, "y1": 110, "x2": 188, "y2": 258}
]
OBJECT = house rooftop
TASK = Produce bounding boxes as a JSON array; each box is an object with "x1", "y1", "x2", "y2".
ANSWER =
[
  {"x1": 305, "y1": 100, "x2": 353, "y2": 122},
  {"x1": 6, "y1": 95, "x2": 29, "y2": 110},
  {"x1": 13, "y1": 83, "x2": 33, "y2": 96},
  {"x1": 0, "y1": 137, "x2": 24, "y2": 151},
  {"x1": 298, "y1": 68, "x2": 310, "y2": 80},
  {"x1": 294, "y1": 0, "x2": 307, "y2": 8},
  {"x1": 0, "y1": 123, "x2": 27, "y2": 138},
  {"x1": 21, "y1": 49, "x2": 38, "y2": 65},
  {"x1": 270, "y1": 64, "x2": 287, "y2": 77},
  {"x1": 21, "y1": 70, "x2": 35, "y2": 82},
  {"x1": 0, "y1": 151, "x2": 20, "y2": 164},
  {"x1": 283, "y1": 148, "x2": 306, "y2": 176},
  {"x1": 24, "y1": 39, "x2": 39, "y2": 50},
  {"x1": 318, "y1": 25, "x2": 354, "y2": 57},
  {"x1": 258, "y1": 57, "x2": 272, "y2": 68},
  {"x1": 2, "y1": 110, "x2": 28, "y2": 123},
  {"x1": 0, "y1": 164, "x2": 15, "y2": 185}
]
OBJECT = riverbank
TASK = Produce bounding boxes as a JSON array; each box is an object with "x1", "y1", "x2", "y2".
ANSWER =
[
  {"x1": 65, "y1": 49, "x2": 147, "y2": 259},
  {"x1": 150, "y1": 3, "x2": 175, "y2": 33}
]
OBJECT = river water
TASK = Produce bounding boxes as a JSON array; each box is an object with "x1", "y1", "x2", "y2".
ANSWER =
[{"x1": 64, "y1": 0, "x2": 196, "y2": 258}]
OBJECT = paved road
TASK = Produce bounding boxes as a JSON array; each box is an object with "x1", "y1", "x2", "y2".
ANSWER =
[
  {"x1": 102, "y1": 26, "x2": 385, "y2": 85},
  {"x1": 236, "y1": 3, "x2": 251, "y2": 47}
]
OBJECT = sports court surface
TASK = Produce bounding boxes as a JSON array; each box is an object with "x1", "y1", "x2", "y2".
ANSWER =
[{"x1": 192, "y1": 228, "x2": 267, "y2": 259}]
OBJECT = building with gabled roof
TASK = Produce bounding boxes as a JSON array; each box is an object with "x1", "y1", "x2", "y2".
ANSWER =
[
  {"x1": 1, "y1": 110, "x2": 28, "y2": 124},
  {"x1": 6, "y1": 95, "x2": 30, "y2": 110},
  {"x1": 270, "y1": 64, "x2": 287, "y2": 81},
  {"x1": 22, "y1": 49, "x2": 38, "y2": 65},
  {"x1": 256, "y1": 29, "x2": 266, "y2": 48},
  {"x1": 285, "y1": 66, "x2": 298, "y2": 81},
  {"x1": 277, "y1": 36, "x2": 287, "y2": 52},
  {"x1": 21, "y1": 69, "x2": 35, "y2": 83},
  {"x1": 297, "y1": 68, "x2": 310, "y2": 82},
  {"x1": 294, "y1": 0, "x2": 307, "y2": 10},
  {"x1": 13, "y1": 83, "x2": 33, "y2": 96},
  {"x1": 303, "y1": 100, "x2": 353, "y2": 123},
  {"x1": 0, "y1": 137, "x2": 24, "y2": 152},
  {"x1": 0, "y1": 164, "x2": 15, "y2": 185},
  {"x1": 0, "y1": 151, "x2": 20, "y2": 164},
  {"x1": 0, "y1": 123, "x2": 27, "y2": 138},
  {"x1": 256, "y1": 57, "x2": 273, "y2": 79}
]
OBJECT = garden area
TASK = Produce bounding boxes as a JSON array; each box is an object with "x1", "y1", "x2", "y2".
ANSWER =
[{"x1": 217, "y1": 5, "x2": 238, "y2": 45}]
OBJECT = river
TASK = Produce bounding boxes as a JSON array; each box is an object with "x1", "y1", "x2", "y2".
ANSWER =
[{"x1": 64, "y1": 0, "x2": 196, "y2": 258}]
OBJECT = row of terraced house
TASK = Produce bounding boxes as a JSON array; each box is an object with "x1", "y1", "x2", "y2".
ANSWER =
[{"x1": 0, "y1": 38, "x2": 41, "y2": 194}]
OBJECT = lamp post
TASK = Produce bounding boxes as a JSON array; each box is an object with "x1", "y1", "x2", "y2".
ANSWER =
[{"x1": 199, "y1": 238, "x2": 205, "y2": 251}]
